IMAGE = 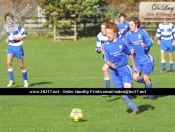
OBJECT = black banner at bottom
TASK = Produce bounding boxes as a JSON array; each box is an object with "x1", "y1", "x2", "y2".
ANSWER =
[{"x1": 0, "y1": 88, "x2": 174, "y2": 95}]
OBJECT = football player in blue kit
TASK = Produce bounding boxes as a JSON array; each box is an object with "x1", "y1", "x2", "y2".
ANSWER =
[
  {"x1": 125, "y1": 17, "x2": 154, "y2": 101},
  {"x1": 116, "y1": 13, "x2": 130, "y2": 40},
  {"x1": 103, "y1": 22, "x2": 139, "y2": 115}
]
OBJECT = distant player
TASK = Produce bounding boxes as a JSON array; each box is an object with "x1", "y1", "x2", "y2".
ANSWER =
[
  {"x1": 156, "y1": 19, "x2": 175, "y2": 73},
  {"x1": 103, "y1": 22, "x2": 139, "y2": 115},
  {"x1": 116, "y1": 13, "x2": 130, "y2": 40},
  {"x1": 4, "y1": 12, "x2": 28, "y2": 88},
  {"x1": 125, "y1": 17, "x2": 154, "y2": 101},
  {"x1": 95, "y1": 19, "x2": 111, "y2": 89}
]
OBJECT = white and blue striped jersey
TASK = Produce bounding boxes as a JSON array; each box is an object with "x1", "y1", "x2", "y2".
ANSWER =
[
  {"x1": 4, "y1": 23, "x2": 27, "y2": 46},
  {"x1": 95, "y1": 32, "x2": 108, "y2": 53},
  {"x1": 116, "y1": 21, "x2": 130, "y2": 39},
  {"x1": 103, "y1": 37, "x2": 131, "y2": 67},
  {"x1": 125, "y1": 28, "x2": 153, "y2": 55},
  {"x1": 156, "y1": 22, "x2": 175, "y2": 40}
]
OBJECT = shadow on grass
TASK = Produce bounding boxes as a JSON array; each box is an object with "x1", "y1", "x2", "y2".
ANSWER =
[
  {"x1": 106, "y1": 96, "x2": 121, "y2": 102},
  {"x1": 106, "y1": 95, "x2": 138, "y2": 102},
  {"x1": 126, "y1": 104, "x2": 155, "y2": 114},
  {"x1": 142, "y1": 95, "x2": 168, "y2": 100},
  {"x1": 80, "y1": 119, "x2": 88, "y2": 122},
  {"x1": 72, "y1": 119, "x2": 88, "y2": 123},
  {"x1": 15, "y1": 81, "x2": 53, "y2": 88}
]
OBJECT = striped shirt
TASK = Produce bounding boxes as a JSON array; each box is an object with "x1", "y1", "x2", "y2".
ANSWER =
[
  {"x1": 4, "y1": 23, "x2": 27, "y2": 46},
  {"x1": 156, "y1": 22, "x2": 175, "y2": 40},
  {"x1": 95, "y1": 32, "x2": 108, "y2": 53}
]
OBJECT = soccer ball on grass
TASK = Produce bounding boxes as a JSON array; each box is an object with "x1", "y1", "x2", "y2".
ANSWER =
[{"x1": 70, "y1": 108, "x2": 83, "y2": 122}]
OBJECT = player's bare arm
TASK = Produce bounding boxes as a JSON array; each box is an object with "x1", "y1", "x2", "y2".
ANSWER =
[
  {"x1": 157, "y1": 40, "x2": 160, "y2": 45},
  {"x1": 128, "y1": 55, "x2": 138, "y2": 73},
  {"x1": 13, "y1": 36, "x2": 26, "y2": 41},
  {"x1": 141, "y1": 42, "x2": 146, "y2": 47},
  {"x1": 6, "y1": 38, "x2": 9, "y2": 44},
  {"x1": 106, "y1": 61, "x2": 116, "y2": 69},
  {"x1": 98, "y1": 46, "x2": 103, "y2": 53}
]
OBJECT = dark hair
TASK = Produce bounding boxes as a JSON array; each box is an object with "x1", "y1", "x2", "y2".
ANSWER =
[
  {"x1": 106, "y1": 22, "x2": 118, "y2": 33},
  {"x1": 129, "y1": 17, "x2": 140, "y2": 28},
  {"x1": 119, "y1": 13, "x2": 126, "y2": 18},
  {"x1": 101, "y1": 19, "x2": 110, "y2": 25},
  {"x1": 5, "y1": 12, "x2": 13, "y2": 20}
]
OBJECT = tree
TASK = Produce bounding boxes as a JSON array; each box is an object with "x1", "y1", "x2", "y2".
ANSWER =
[{"x1": 41, "y1": 0, "x2": 114, "y2": 25}]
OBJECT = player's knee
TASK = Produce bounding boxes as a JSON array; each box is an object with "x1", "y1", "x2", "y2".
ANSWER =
[
  {"x1": 143, "y1": 76, "x2": 150, "y2": 84},
  {"x1": 102, "y1": 67, "x2": 108, "y2": 73},
  {"x1": 133, "y1": 73, "x2": 139, "y2": 82},
  {"x1": 7, "y1": 61, "x2": 12, "y2": 67},
  {"x1": 19, "y1": 64, "x2": 24, "y2": 69}
]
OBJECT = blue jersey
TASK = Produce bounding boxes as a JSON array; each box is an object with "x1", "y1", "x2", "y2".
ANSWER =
[
  {"x1": 125, "y1": 28, "x2": 153, "y2": 55},
  {"x1": 116, "y1": 21, "x2": 130, "y2": 39},
  {"x1": 95, "y1": 32, "x2": 108, "y2": 53},
  {"x1": 156, "y1": 22, "x2": 175, "y2": 40},
  {"x1": 4, "y1": 22, "x2": 27, "y2": 46},
  {"x1": 103, "y1": 37, "x2": 131, "y2": 68}
]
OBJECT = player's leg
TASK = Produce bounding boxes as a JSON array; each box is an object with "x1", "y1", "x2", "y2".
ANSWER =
[
  {"x1": 160, "y1": 50, "x2": 167, "y2": 73},
  {"x1": 143, "y1": 63, "x2": 154, "y2": 101},
  {"x1": 102, "y1": 63, "x2": 110, "y2": 88},
  {"x1": 168, "y1": 52, "x2": 174, "y2": 73},
  {"x1": 122, "y1": 74, "x2": 139, "y2": 115},
  {"x1": 167, "y1": 41, "x2": 174, "y2": 73},
  {"x1": 18, "y1": 59, "x2": 28, "y2": 87},
  {"x1": 160, "y1": 40, "x2": 167, "y2": 73},
  {"x1": 7, "y1": 45, "x2": 15, "y2": 87},
  {"x1": 7, "y1": 54, "x2": 15, "y2": 87},
  {"x1": 132, "y1": 64, "x2": 144, "y2": 84},
  {"x1": 15, "y1": 46, "x2": 28, "y2": 87}
]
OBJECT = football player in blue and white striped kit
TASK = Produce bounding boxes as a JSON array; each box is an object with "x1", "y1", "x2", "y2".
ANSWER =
[
  {"x1": 116, "y1": 13, "x2": 130, "y2": 40},
  {"x1": 95, "y1": 19, "x2": 111, "y2": 88},
  {"x1": 4, "y1": 12, "x2": 28, "y2": 88},
  {"x1": 125, "y1": 17, "x2": 154, "y2": 101},
  {"x1": 156, "y1": 20, "x2": 175, "y2": 73},
  {"x1": 103, "y1": 22, "x2": 139, "y2": 115}
]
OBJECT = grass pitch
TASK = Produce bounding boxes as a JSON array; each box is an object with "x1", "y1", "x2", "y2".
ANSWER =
[{"x1": 0, "y1": 37, "x2": 175, "y2": 132}]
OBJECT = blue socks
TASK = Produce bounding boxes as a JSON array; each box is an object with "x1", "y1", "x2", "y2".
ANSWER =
[
  {"x1": 161, "y1": 61, "x2": 166, "y2": 70},
  {"x1": 170, "y1": 62, "x2": 173, "y2": 71},
  {"x1": 8, "y1": 68, "x2": 14, "y2": 81},
  {"x1": 22, "y1": 69, "x2": 28, "y2": 81},
  {"x1": 146, "y1": 82, "x2": 154, "y2": 98},
  {"x1": 122, "y1": 95, "x2": 138, "y2": 111},
  {"x1": 138, "y1": 76, "x2": 144, "y2": 83},
  {"x1": 104, "y1": 77, "x2": 110, "y2": 88}
]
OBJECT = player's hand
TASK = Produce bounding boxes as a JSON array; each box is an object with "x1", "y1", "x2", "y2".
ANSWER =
[
  {"x1": 133, "y1": 66, "x2": 139, "y2": 74},
  {"x1": 13, "y1": 36, "x2": 19, "y2": 41},
  {"x1": 110, "y1": 63, "x2": 116, "y2": 69},
  {"x1": 98, "y1": 46, "x2": 103, "y2": 52},
  {"x1": 172, "y1": 40, "x2": 175, "y2": 46},
  {"x1": 6, "y1": 38, "x2": 9, "y2": 44},
  {"x1": 120, "y1": 30, "x2": 124, "y2": 34},
  {"x1": 131, "y1": 48, "x2": 134, "y2": 55},
  {"x1": 141, "y1": 42, "x2": 146, "y2": 47},
  {"x1": 157, "y1": 40, "x2": 160, "y2": 45}
]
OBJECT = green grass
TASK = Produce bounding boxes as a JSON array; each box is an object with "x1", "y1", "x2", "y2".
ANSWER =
[{"x1": 0, "y1": 37, "x2": 175, "y2": 132}]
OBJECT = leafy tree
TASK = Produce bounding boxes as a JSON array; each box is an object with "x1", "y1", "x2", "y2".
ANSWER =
[{"x1": 41, "y1": 0, "x2": 114, "y2": 25}]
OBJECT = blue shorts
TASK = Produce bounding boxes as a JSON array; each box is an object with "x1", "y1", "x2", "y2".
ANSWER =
[
  {"x1": 160, "y1": 39, "x2": 174, "y2": 52},
  {"x1": 133, "y1": 53, "x2": 154, "y2": 75},
  {"x1": 109, "y1": 65, "x2": 133, "y2": 88},
  {"x1": 7, "y1": 45, "x2": 24, "y2": 59}
]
